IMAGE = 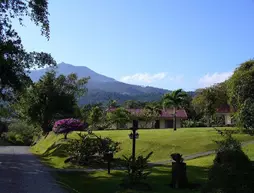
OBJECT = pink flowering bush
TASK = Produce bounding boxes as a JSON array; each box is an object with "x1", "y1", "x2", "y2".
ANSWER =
[{"x1": 53, "y1": 118, "x2": 84, "y2": 139}]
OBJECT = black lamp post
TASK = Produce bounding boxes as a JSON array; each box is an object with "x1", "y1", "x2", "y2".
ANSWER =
[
  {"x1": 129, "y1": 120, "x2": 139, "y2": 161},
  {"x1": 103, "y1": 151, "x2": 113, "y2": 174}
]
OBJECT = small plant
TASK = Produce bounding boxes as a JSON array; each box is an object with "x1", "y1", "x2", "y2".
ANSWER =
[{"x1": 122, "y1": 152, "x2": 153, "y2": 186}]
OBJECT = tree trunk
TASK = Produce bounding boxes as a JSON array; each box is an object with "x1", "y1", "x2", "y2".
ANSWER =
[
  {"x1": 173, "y1": 107, "x2": 177, "y2": 131},
  {"x1": 64, "y1": 133, "x2": 68, "y2": 139}
]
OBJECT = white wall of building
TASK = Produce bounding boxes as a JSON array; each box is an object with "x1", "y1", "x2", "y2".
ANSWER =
[
  {"x1": 216, "y1": 113, "x2": 232, "y2": 125},
  {"x1": 111, "y1": 118, "x2": 182, "y2": 129},
  {"x1": 224, "y1": 114, "x2": 232, "y2": 125}
]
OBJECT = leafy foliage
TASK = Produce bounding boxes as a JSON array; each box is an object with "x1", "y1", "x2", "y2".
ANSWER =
[
  {"x1": 182, "y1": 119, "x2": 206, "y2": 127},
  {"x1": 192, "y1": 87, "x2": 218, "y2": 126},
  {"x1": 0, "y1": 0, "x2": 56, "y2": 101},
  {"x1": 163, "y1": 89, "x2": 187, "y2": 130},
  {"x1": 87, "y1": 106, "x2": 110, "y2": 130},
  {"x1": 227, "y1": 60, "x2": 254, "y2": 132},
  {"x1": 122, "y1": 152, "x2": 153, "y2": 185},
  {"x1": 107, "y1": 107, "x2": 131, "y2": 129},
  {"x1": 3, "y1": 121, "x2": 40, "y2": 145},
  {"x1": 227, "y1": 60, "x2": 254, "y2": 109},
  {"x1": 123, "y1": 100, "x2": 148, "y2": 109},
  {"x1": 15, "y1": 71, "x2": 89, "y2": 133},
  {"x1": 80, "y1": 103, "x2": 103, "y2": 122},
  {"x1": 53, "y1": 118, "x2": 85, "y2": 139},
  {"x1": 239, "y1": 98, "x2": 254, "y2": 134},
  {"x1": 203, "y1": 130, "x2": 254, "y2": 193},
  {"x1": 67, "y1": 132, "x2": 120, "y2": 165}
]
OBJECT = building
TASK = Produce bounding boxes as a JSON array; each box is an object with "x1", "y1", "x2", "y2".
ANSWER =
[
  {"x1": 216, "y1": 105, "x2": 235, "y2": 125},
  {"x1": 108, "y1": 108, "x2": 188, "y2": 129}
]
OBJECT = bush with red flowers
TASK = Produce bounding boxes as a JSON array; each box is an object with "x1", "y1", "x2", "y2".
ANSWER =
[{"x1": 53, "y1": 118, "x2": 84, "y2": 139}]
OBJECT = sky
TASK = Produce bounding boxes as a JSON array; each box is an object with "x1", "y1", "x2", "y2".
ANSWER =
[{"x1": 13, "y1": 0, "x2": 254, "y2": 91}]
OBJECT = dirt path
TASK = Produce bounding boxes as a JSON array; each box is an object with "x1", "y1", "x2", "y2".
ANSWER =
[{"x1": 0, "y1": 146, "x2": 68, "y2": 193}]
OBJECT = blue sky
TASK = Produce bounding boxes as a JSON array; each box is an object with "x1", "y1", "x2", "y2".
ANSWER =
[{"x1": 14, "y1": 0, "x2": 254, "y2": 91}]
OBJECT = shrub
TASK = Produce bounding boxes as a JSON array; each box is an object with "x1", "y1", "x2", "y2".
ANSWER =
[
  {"x1": 202, "y1": 130, "x2": 254, "y2": 193},
  {"x1": 66, "y1": 132, "x2": 120, "y2": 165},
  {"x1": 53, "y1": 118, "x2": 85, "y2": 139},
  {"x1": 4, "y1": 121, "x2": 40, "y2": 145},
  {"x1": 122, "y1": 152, "x2": 153, "y2": 187},
  {"x1": 182, "y1": 120, "x2": 206, "y2": 127}
]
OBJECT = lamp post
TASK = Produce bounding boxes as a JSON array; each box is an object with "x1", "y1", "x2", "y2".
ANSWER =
[
  {"x1": 103, "y1": 151, "x2": 113, "y2": 174},
  {"x1": 129, "y1": 120, "x2": 139, "y2": 162}
]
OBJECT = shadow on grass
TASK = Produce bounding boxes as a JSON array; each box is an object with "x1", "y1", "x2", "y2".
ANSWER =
[
  {"x1": 42, "y1": 141, "x2": 69, "y2": 158},
  {"x1": 53, "y1": 164, "x2": 209, "y2": 193}
]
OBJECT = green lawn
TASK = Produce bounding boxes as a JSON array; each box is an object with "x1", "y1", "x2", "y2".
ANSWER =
[
  {"x1": 53, "y1": 143, "x2": 254, "y2": 193},
  {"x1": 54, "y1": 157, "x2": 212, "y2": 193},
  {"x1": 31, "y1": 127, "x2": 254, "y2": 168}
]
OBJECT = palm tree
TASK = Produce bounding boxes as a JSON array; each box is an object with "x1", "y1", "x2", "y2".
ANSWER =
[{"x1": 163, "y1": 89, "x2": 188, "y2": 131}]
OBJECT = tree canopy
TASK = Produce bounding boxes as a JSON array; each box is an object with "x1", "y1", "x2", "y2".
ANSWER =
[
  {"x1": 15, "y1": 70, "x2": 89, "y2": 133},
  {"x1": 227, "y1": 60, "x2": 254, "y2": 110},
  {"x1": 0, "y1": 0, "x2": 55, "y2": 101},
  {"x1": 107, "y1": 107, "x2": 131, "y2": 129},
  {"x1": 227, "y1": 60, "x2": 254, "y2": 131}
]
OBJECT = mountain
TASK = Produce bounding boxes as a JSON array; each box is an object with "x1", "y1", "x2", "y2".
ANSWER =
[
  {"x1": 30, "y1": 62, "x2": 178, "y2": 104},
  {"x1": 30, "y1": 62, "x2": 116, "y2": 83}
]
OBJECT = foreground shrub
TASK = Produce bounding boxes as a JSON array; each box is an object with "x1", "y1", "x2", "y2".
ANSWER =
[
  {"x1": 4, "y1": 121, "x2": 40, "y2": 145},
  {"x1": 66, "y1": 132, "x2": 120, "y2": 165},
  {"x1": 122, "y1": 152, "x2": 153, "y2": 189},
  {"x1": 202, "y1": 130, "x2": 254, "y2": 193}
]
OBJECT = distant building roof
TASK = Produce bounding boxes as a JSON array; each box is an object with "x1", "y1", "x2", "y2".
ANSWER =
[
  {"x1": 216, "y1": 104, "x2": 235, "y2": 113},
  {"x1": 108, "y1": 108, "x2": 188, "y2": 119}
]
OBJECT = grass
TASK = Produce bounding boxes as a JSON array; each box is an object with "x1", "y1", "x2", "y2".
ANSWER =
[
  {"x1": 53, "y1": 155, "x2": 215, "y2": 193},
  {"x1": 31, "y1": 127, "x2": 254, "y2": 168},
  {"x1": 53, "y1": 143, "x2": 254, "y2": 193}
]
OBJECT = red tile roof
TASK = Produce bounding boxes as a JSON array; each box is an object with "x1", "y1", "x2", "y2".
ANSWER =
[
  {"x1": 216, "y1": 105, "x2": 235, "y2": 113},
  {"x1": 108, "y1": 108, "x2": 188, "y2": 119}
]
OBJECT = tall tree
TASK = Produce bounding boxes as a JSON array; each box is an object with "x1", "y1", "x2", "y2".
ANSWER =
[
  {"x1": 0, "y1": 0, "x2": 55, "y2": 101},
  {"x1": 142, "y1": 104, "x2": 162, "y2": 128},
  {"x1": 227, "y1": 60, "x2": 254, "y2": 131},
  {"x1": 15, "y1": 71, "x2": 89, "y2": 133},
  {"x1": 163, "y1": 89, "x2": 187, "y2": 131},
  {"x1": 80, "y1": 103, "x2": 103, "y2": 122},
  {"x1": 107, "y1": 107, "x2": 131, "y2": 129},
  {"x1": 87, "y1": 105, "x2": 110, "y2": 131}
]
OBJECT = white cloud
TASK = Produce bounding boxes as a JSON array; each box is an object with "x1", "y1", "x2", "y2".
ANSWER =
[
  {"x1": 120, "y1": 72, "x2": 184, "y2": 87},
  {"x1": 120, "y1": 72, "x2": 167, "y2": 84},
  {"x1": 199, "y1": 72, "x2": 233, "y2": 87}
]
